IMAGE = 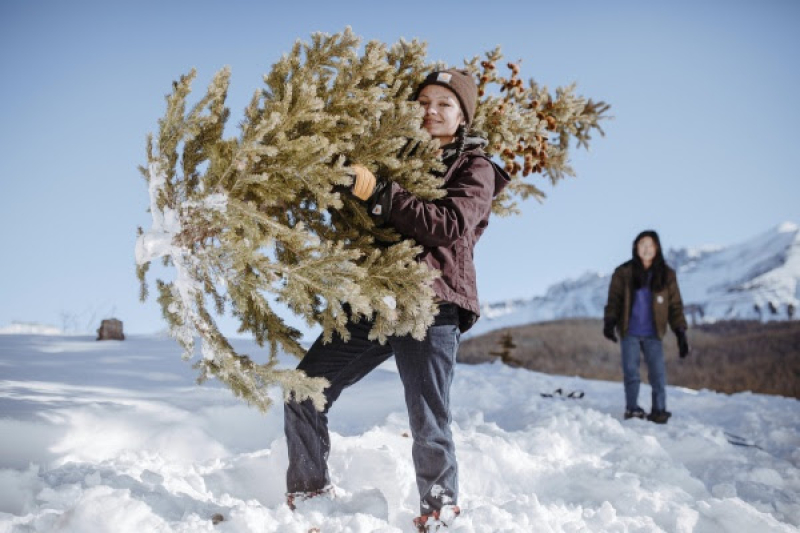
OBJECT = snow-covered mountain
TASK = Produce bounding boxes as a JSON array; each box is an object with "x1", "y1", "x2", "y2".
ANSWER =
[{"x1": 470, "y1": 222, "x2": 800, "y2": 338}]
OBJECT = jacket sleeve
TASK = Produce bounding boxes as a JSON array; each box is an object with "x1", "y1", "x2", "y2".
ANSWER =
[
  {"x1": 386, "y1": 156, "x2": 495, "y2": 247},
  {"x1": 667, "y1": 270, "x2": 688, "y2": 332},
  {"x1": 604, "y1": 268, "x2": 624, "y2": 322}
]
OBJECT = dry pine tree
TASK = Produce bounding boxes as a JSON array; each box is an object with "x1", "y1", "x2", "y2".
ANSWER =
[{"x1": 135, "y1": 27, "x2": 610, "y2": 412}]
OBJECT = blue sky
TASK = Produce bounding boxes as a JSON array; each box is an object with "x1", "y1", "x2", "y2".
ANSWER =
[{"x1": 1, "y1": 0, "x2": 798, "y2": 337}]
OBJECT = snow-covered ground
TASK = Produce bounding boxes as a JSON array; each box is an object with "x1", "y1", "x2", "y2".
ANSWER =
[
  {"x1": 0, "y1": 334, "x2": 798, "y2": 532},
  {"x1": 0, "y1": 323, "x2": 64, "y2": 336}
]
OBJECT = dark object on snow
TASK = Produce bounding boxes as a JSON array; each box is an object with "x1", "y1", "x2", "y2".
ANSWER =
[
  {"x1": 647, "y1": 410, "x2": 672, "y2": 424},
  {"x1": 96, "y1": 319, "x2": 124, "y2": 341},
  {"x1": 211, "y1": 513, "x2": 224, "y2": 525},
  {"x1": 624, "y1": 406, "x2": 647, "y2": 420},
  {"x1": 540, "y1": 388, "x2": 584, "y2": 399},
  {"x1": 724, "y1": 431, "x2": 763, "y2": 450}
]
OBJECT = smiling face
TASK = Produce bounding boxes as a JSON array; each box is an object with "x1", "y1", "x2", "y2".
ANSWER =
[
  {"x1": 636, "y1": 236, "x2": 658, "y2": 268},
  {"x1": 417, "y1": 84, "x2": 465, "y2": 146}
]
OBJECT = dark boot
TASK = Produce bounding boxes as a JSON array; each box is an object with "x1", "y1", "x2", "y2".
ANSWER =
[
  {"x1": 647, "y1": 410, "x2": 672, "y2": 424},
  {"x1": 624, "y1": 406, "x2": 646, "y2": 420}
]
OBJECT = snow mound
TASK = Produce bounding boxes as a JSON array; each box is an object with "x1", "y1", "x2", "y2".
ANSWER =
[{"x1": 0, "y1": 335, "x2": 798, "y2": 532}]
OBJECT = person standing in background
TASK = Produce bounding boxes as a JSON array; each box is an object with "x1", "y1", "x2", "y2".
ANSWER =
[{"x1": 603, "y1": 230, "x2": 689, "y2": 424}]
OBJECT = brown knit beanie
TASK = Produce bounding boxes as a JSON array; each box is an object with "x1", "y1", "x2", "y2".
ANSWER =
[{"x1": 413, "y1": 69, "x2": 478, "y2": 127}]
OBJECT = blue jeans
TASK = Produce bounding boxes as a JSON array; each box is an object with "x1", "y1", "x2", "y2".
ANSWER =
[
  {"x1": 620, "y1": 335, "x2": 667, "y2": 412},
  {"x1": 284, "y1": 304, "x2": 461, "y2": 514}
]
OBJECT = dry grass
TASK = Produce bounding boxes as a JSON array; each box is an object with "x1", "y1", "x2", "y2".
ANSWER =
[{"x1": 458, "y1": 319, "x2": 800, "y2": 398}]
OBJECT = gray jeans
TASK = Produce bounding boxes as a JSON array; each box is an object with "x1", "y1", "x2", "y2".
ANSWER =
[{"x1": 284, "y1": 303, "x2": 461, "y2": 514}]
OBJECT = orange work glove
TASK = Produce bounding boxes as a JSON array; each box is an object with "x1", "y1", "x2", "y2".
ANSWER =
[{"x1": 350, "y1": 164, "x2": 376, "y2": 201}]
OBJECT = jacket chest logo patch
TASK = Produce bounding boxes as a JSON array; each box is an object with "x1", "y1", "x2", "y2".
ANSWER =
[{"x1": 656, "y1": 295, "x2": 664, "y2": 304}]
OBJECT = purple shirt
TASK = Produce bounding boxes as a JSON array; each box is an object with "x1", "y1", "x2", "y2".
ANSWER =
[{"x1": 628, "y1": 283, "x2": 657, "y2": 337}]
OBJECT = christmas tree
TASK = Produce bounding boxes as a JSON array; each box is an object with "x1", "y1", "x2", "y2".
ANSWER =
[{"x1": 135, "y1": 27, "x2": 609, "y2": 412}]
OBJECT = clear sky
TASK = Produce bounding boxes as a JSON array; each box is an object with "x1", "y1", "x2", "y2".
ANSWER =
[{"x1": 1, "y1": 0, "x2": 798, "y2": 337}]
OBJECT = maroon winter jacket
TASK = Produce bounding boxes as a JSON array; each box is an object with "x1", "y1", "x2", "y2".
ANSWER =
[{"x1": 385, "y1": 145, "x2": 510, "y2": 330}]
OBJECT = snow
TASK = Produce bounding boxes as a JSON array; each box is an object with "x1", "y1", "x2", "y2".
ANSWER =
[
  {"x1": 1, "y1": 335, "x2": 798, "y2": 532},
  {"x1": 0, "y1": 323, "x2": 63, "y2": 336},
  {"x1": 135, "y1": 161, "x2": 237, "y2": 358},
  {"x1": 383, "y1": 296, "x2": 397, "y2": 311},
  {"x1": 135, "y1": 163, "x2": 182, "y2": 267}
]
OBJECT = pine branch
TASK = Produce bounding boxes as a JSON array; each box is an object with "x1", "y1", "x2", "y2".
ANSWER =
[{"x1": 465, "y1": 50, "x2": 611, "y2": 215}]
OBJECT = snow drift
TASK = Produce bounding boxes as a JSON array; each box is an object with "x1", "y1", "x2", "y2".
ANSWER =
[{"x1": 0, "y1": 334, "x2": 798, "y2": 532}]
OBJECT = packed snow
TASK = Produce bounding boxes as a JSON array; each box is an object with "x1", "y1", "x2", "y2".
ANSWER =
[
  {"x1": 471, "y1": 222, "x2": 800, "y2": 338},
  {"x1": 0, "y1": 333, "x2": 798, "y2": 532},
  {"x1": 0, "y1": 323, "x2": 63, "y2": 336}
]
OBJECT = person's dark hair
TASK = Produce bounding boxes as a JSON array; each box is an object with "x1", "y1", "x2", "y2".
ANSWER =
[
  {"x1": 631, "y1": 230, "x2": 667, "y2": 291},
  {"x1": 454, "y1": 124, "x2": 467, "y2": 157}
]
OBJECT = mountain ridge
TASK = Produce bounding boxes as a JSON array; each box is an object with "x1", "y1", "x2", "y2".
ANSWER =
[{"x1": 470, "y1": 221, "x2": 800, "y2": 338}]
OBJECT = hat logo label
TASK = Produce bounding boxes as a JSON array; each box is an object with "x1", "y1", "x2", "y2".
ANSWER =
[{"x1": 436, "y1": 72, "x2": 452, "y2": 84}]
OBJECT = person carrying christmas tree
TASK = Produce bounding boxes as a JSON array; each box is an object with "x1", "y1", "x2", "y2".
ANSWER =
[
  {"x1": 603, "y1": 230, "x2": 689, "y2": 424},
  {"x1": 284, "y1": 69, "x2": 510, "y2": 530}
]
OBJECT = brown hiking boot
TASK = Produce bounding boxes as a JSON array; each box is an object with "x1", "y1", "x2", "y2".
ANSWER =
[
  {"x1": 413, "y1": 505, "x2": 461, "y2": 531},
  {"x1": 286, "y1": 485, "x2": 335, "y2": 511}
]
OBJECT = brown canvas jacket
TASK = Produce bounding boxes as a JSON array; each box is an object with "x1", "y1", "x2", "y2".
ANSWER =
[
  {"x1": 386, "y1": 146, "x2": 510, "y2": 329},
  {"x1": 604, "y1": 261, "x2": 688, "y2": 339}
]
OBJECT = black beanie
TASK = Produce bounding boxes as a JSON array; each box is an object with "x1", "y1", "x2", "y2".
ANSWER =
[{"x1": 413, "y1": 69, "x2": 478, "y2": 127}]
